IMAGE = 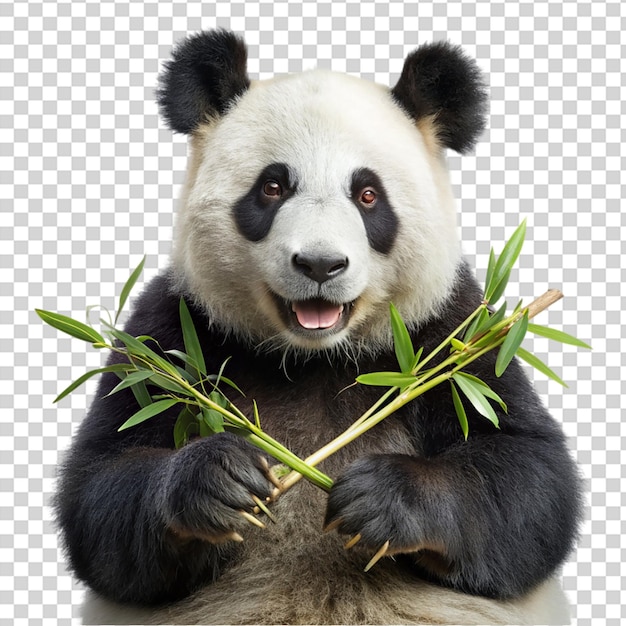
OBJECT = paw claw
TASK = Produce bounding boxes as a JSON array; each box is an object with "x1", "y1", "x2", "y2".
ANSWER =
[
  {"x1": 344, "y1": 533, "x2": 362, "y2": 550},
  {"x1": 364, "y1": 539, "x2": 390, "y2": 572},
  {"x1": 240, "y1": 510, "x2": 266, "y2": 529},
  {"x1": 322, "y1": 517, "x2": 343, "y2": 533}
]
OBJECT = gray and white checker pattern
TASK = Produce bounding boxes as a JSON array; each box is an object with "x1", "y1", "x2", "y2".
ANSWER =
[{"x1": 1, "y1": 1, "x2": 624, "y2": 624}]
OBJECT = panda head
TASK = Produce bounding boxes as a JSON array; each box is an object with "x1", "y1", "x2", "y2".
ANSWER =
[{"x1": 158, "y1": 30, "x2": 488, "y2": 356}]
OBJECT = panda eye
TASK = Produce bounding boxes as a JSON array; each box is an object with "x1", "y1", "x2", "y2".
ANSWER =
[
  {"x1": 359, "y1": 188, "x2": 377, "y2": 207},
  {"x1": 262, "y1": 180, "x2": 283, "y2": 198}
]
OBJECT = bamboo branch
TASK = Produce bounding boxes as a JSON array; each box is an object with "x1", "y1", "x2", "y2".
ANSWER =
[{"x1": 273, "y1": 289, "x2": 565, "y2": 498}]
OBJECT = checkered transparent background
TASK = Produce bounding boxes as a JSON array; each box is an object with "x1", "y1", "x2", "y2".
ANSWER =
[{"x1": 1, "y1": 0, "x2": 624, "y2": 624}]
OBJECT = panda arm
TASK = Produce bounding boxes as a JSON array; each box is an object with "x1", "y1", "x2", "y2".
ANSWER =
[
  {"x1": 326, "y1": 354, "x2": 583, "y2": 600},
  {"x1": 55, "y1": 272, "x2": 274, "y2": 604}
]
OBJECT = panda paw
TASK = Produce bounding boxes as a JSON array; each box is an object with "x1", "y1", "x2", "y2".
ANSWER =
[
  {"x1": 324, "y1": 454, "x2": 448, "y2": 567},
  {"x1": 159, "y1": 433, "x2": 275, "y2": 544}
]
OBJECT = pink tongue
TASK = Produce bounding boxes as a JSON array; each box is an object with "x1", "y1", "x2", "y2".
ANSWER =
[{"x1": 293, "y1": 301, "x2": 344, "y2": 330}]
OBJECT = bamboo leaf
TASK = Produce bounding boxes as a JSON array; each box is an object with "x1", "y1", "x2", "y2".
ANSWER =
[
  {"x1": 486, "y1": 268, "x2": 511, "y2": 305},
  {"x1": 129, "y1": 379, "x2": 152, "y2": 409},
  {"x1": 105, "y1": 370, "x2": 154, "y2": 397},
  {"x1": 212, "y1": 358, "x2": 236, "y2": 392},
  {"x1": 450, "y1": 381, "x2": 469, "y2": 440},
  {"x1": 179, "y1": 298, "x2": 207, "y2": 376},
  {"x1": 174, "y1": 406, "x2": 200, "y2": 449},
  {"x1": 515, "y1": 346, "x2": 568, "y2": 387},
  {"x1": 117, "y1": 398, "x2": 179, "y2": 432},
  {"x1": 36, "y1": 309, "x2": 105, "y2": 344},
  {"x1": 54, "y1": 364, "x2": 134, "y2": 403},
  {"x1": 451, "y1": 372, "x2": 500, "y2": 428},
  {"x1": 165, "y1": 349, "x2": 202, "y2": 372},
  {"x1": 201, "y1": 406, "x2": 225, "y2": 435},
  {"x1": 495, "y1": 311, "x2": 529, "y2": 377},
  {"x1": 453, "y1": 372, "x2": 507, "y2": 412},
  {"x1": 486, "y1": 220, "x2": 527, "y2": 304},
  {"x1": 484, "y1": 248, "x2": 496, "y2": 299},
  {"x1": 463, "y1": 306, "x2": 490, "y2": 342},
  {"x1": 212, "y1": 375, "x2": 245, "y2": 397},
  {"x1": 450, "y1": 338, "x2": 466, "y2": 352},
  {"x1": 411, "y1": 346, "x2": 424, "y2": 372},
  {"x1": 149, "y1": 372, "x2": 193, "y2": 396},
  {"x1": 109, "y1": 329, "x2": 180, "y2": 378},
  {"x1": 527, "y1": 323, "x2": 591, "y2": 349},
  {"x1": 253, "y1": 400, "x2": 261, "y2": 429},
  {"x1": 115, "y1": 256, "x2": 146, "y2": 324},
  {"x1": 356, "y1": 372, "x2": 417, "y2": 388},
  {"x1": 389, "y1": 303, "x2": 415, "y2": 373}
]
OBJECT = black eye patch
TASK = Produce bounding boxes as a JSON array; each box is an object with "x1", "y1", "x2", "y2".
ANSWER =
[
  {"x1": 234, "y1": 163, "x2": 296, "y2": 242},
  {"x1": 350, "y1": 168, "x2": 398, "y2": 254}
]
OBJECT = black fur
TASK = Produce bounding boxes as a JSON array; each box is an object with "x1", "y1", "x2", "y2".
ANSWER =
[
  {"x1": 233, "y1": 163, "x2": 297, "y2": 242},
  {"x1": 156, "y1": 29, "x2": 250, "y2": 134},
  {"x1": 55, "y1": 264, "x2": 582, "y2": 605},
  {"x1": 391, "y1": 41, "x2": 489, "y2": 153},
  {"x1": 350, "y1": 168, "x2": 398, "y2": 254}
]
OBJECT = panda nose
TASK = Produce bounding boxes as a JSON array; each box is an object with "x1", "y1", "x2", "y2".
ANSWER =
[{"x1": 292, "y1": 252, "x2": 349, "y2": 284}]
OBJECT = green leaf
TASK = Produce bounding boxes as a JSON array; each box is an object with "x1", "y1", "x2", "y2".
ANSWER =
[
  {"x1": 54, "y1": 363, "x2": 134, "y2": 403},
  {"x1": 485, "y1": 221, "x2": 527, "y2": 304},
  {"x1": 209, "y1": 390, "x2": 230, "y2": 409},
  {"x1": 486, "y1": 268, "x2": 511, "y2": 305},
  {"x1": 356, "y1": 372, "x2": 418, "y2": 388},
  {"x1": 515, "y1": 346, "x2": 568, "y2": 387},
  {"x1": 527, "y1": 324, "x2": 591, "y2": 349},
  {"x1": 451, "y1": 372, "x2": 500, "y2": 428},
  {"x1": 450, "y1": 338, "x2": 466, "y2": 352},
  {"x1": 450, "y1": 381, "x2": 469, "y2": 440},
  {"x1": 36, "y1": 309, "x2": 105, "y2": 344},
  {"x1": 179, "y1": 298, "x2": 207, "y2": 376},
  {"x1": 463, "y1": 306, "x2": 490, "y2": 342},
  {"x1": 208, "y1": 357, "x2": 239, "y2": 390},
  {"x1": 484, "y1": 248, "x2": 496, "y2": 298},
  {"x1": 165, "y1": 349, "x2": 202, "y2": 373},
  {"x1": 105, "y1": 370, "x2": 154, "y2": 397},
  {"x1": 173, "y1": 406, "x2": 200, "y2": 449},
  {"x1": 410, "y1": 346, "x2": 424, "y2": 372},
  {"x1": 494, "y1": 221, "x2": 526, "y2": 288},
  {"x1": 495, "y1": 311, "x2": 529, "y2": 377},
  {"x1": 129, "y1": 379, "x2": 152, "y2": 409},
  {"x1": 252, "y1": 399, "x2": 261, "y2": 429},
  {"x1": 200, "y1": 406, "x2": 225, "y2": 435},
  {"x1": 109, "y1": 329, "x2": 180, "y2": 378},
  {"x1": 453, "y1": 372, "x2": 507, "y2": 412},
  {"x1": 117, "y1": 398, "x2": 179, "y2": 432},
  {"x1": 389, "y1": 303, "x2": 415, "y2": 373},
  {"x1": 211, "y1": 375, "x2": 245, "y2": 397},
  {"x1": 148, "y1": 372, "x2": 193, "y2": 396},
  {"x1": 115, "y1": 256, "x2": 146, "y2": 324}
]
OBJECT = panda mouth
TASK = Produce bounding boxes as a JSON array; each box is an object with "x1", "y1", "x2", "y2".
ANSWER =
[{"x1": 277, "y1": 296, "x2": 354, "y2": 334}]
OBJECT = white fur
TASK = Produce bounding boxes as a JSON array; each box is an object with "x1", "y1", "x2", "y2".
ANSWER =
[{"x1": 172, "y1": 70, "x2": 461, "y2": 355}]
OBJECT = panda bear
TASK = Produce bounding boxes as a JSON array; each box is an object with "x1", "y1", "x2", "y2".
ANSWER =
[{"x1": 56, "y1": 30, "x2": 582, "y2": 625}]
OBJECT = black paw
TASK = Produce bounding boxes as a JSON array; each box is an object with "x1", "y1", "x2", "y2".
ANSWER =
[
  {"x1": 160, "y1": 433, "x2": 274, "y2": 543},
  {"x1": 324, "y1": 454, "x2": 446, "y2": 562}
]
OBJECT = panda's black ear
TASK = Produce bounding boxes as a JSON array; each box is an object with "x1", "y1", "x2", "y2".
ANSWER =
[
  {"x1": 391, "y1": 42, "x2": 488, "y2": 154},
  {"x1": 157, "y1": 30, "x2": 250, "y2": 134}
]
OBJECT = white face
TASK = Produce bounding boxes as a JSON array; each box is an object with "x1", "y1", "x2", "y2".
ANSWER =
[{"x1": 173, "y1": 70, "x2": 461, "y2": 355}]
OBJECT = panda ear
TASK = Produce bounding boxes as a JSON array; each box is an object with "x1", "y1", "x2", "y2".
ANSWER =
[
  {"x1": 157, "y1": 29, "x2": 250, "y2": 134},
  {"x1": 391, "y1": 42, "x2": 488, "y2": 154}
]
